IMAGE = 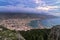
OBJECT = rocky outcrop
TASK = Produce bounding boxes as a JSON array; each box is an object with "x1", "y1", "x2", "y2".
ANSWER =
[{"x1": 48, "y1": 25, "x2": 60, "y2": 40}]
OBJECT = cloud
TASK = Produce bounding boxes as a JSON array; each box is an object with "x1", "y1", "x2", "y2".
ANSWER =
[
  {"x1": 0, "y1": 0, "x2": 37, "y2": 12},
  {"x1": 34, "y1": 0, "x2": 60, "y2": 11},
  {"x1": 35, "y1": 0, "x2": 40, "y2": 4},
  {"x1": 35, "y1": 6, "x2": 59, "y2": 11},
  {"x1": 54, "y1": 13, "x2": 60, "y2": 16},
  {"x1": 0, "y1": 0, "x2": 48, "y2": 13},
  {"x1": 0, "y1": 0, "x2": 36, "y2": 8},
  {"x1": 0, "y1": 0, "x2": 60, "y2": 16},
  {"x1": 56, "y1": 0, "x2": 60, "y2": 3},
  {"x1": 0, "y1": 5, "x2": 47, "y2": 14},
  {"x1": 48, "y1": 13, "x2": 60, "y2": 16}
]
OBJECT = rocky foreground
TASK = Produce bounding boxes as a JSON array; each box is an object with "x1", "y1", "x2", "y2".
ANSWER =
[{"x1": 48, "y1": 25, "x2": 60, "y2": 40}]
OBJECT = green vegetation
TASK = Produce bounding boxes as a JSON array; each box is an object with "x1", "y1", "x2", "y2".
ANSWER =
[
  {"x1": 0, "y1": 25, "x2": 51, "y2": 40},
  {"x1": 20, "y1": 29, "x2": 51, "y2": 40},
  {"x1": 0, "y1": 25, "x2": 18, "y2": 40}
]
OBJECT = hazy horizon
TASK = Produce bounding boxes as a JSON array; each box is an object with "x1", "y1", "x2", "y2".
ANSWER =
[{"x1": 0, "y1": 0, "x2": 60, "y2": 16}]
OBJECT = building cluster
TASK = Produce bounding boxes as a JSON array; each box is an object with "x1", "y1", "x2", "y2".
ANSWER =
[
  {"x1": 0, "y1": 14, "x2": 44, "y2": 31},
  {"x1": 0, "y1": 19, "x2": 33, "y2": 31}
]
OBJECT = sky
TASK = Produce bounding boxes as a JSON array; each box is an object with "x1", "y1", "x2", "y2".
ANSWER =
[{"x1": 0, "y1": 0, "x2": 60, "y2": 16}]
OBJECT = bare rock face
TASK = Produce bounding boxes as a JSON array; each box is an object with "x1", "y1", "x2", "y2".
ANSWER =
[{"x1": 48, "y1": 25, "x2": 60, "y2": 40}]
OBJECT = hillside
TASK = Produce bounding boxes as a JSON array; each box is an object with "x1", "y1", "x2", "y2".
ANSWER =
[
  {"x1": 0, "y1": 25, "x2": 51, "y2": 40},
  {"x1": 0, "y1": 12, "x2": 57, "y2": 19},
  {"x1": 0, "y1": 12, "x2": 58, "y2": 31}
]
